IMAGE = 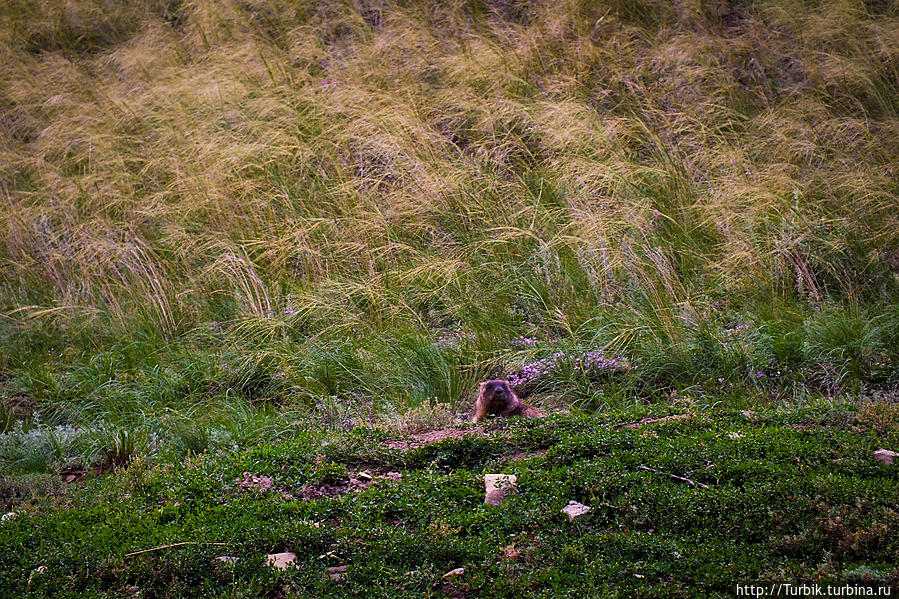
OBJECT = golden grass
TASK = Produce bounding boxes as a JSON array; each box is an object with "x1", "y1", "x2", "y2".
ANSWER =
[{"x1": 1, "y1": 0, "x2": 896, "y2": 337}]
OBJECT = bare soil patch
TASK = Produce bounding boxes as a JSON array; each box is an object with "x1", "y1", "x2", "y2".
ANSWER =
[
  {"x1": 383, "y1": 427, "x2": 490, "y2": 451},
  {"x1": 503, "y1": 449, "x2": 547, "y2": 461},
  {"x1": 300, "y1": 471, "x2": 403, "y2": 501}
]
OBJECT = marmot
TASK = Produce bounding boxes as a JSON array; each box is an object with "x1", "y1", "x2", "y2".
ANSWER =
[{"x1": 472, "y1": 379, "x2": 546, "y2": 423}]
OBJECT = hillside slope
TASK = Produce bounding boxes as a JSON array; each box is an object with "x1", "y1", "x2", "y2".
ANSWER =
[{"x1": 1, "y1": 0, "x2": 898, "y2": 468}]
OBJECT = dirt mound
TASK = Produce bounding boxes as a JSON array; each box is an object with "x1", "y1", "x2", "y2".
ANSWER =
[
  {"x1": 383, "y1": 427, "x2": 489, "y2": 451},
  {"x1": 300, "y1": 471, "x2": 403, "y2": 501}
]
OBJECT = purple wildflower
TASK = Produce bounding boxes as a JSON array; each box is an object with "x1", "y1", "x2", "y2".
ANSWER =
[
  {"x1": 507, "y1": 351, "x2": 630, "y2": 390},
  {"x1": 434, "y1": 331, "x2": 475, "y2": 349},
  {"x1": 725, "y1": 323, "x2": 751, "y2": 336},
  {"x1": 510, "y1": 336, "x2": 539, "y2": 348}
]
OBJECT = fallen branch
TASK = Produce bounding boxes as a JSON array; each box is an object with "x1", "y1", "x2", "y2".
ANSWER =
[
  {"x1": 614, "y1": 414, "x2": 691, "y2": 430},
  {"x1": 124, "y1": 542, "x2": 229, "y2": 558},
  {"x1": 637, "y1": 465, "x2": 709, "y2": 489}
]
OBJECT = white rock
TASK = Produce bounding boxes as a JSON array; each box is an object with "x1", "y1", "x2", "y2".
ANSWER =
[
  {"x1": 443, "y1": 567, "x2": 465, "y2": 579},
  {"x1": 484, "y1": 474, "x2": 518, "y2": 506},
  {"x1": 874, "y1": 449, "x2": 896, "y2": 466},
  {"x1": 28, "y1": 565, "x2": 47, "y2": 584},
  {"x1": 265, "y1": 552, "x2": 297, "y2": 570},
  {"x1": 561, "y1": 500, "x2": 591, "y2": 521},
  {"x1": 2, "y1": 512, "x2": 16, "y2": 522}
]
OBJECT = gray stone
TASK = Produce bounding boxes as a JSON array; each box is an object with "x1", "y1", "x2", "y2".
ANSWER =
[
  {"x1": 561, "y1": 500, "x2": 591, "y2": 521},
  {"x1": 484, "y1": 474, "x2": 517, "y2": 506},
  {"x1": 874, "y1": 449, "x2": 896, "y2": 466},
  {"x1": 265, "y1": 552, "x2": 297, "y2": 570}
]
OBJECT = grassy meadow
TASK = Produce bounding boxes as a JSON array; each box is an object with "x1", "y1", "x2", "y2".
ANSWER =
[{"x1": 0, "y1": 0, "x2": 898, "y2": 594}]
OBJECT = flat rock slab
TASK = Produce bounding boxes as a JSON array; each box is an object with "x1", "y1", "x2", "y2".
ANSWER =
[
  {"x1": 484, "y1": 474, "x2": 517, "y2": 505},
  {"x1": 874, "y1": 449, "x2": 896, "y2": 465},
  {"x1": 327, "y1": 565, "x2": 348, "y2": 580},
  {"x1": 561, "y1": 500, "x2": 591, "y2": 521},
  {"x1": 265, "y1": 552, "x2": 297, "y2": 570},
  {"x1": 443, "y1": 567, "x2": 465, "y2": 579}
]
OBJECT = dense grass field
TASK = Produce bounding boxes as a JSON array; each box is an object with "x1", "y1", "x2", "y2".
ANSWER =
[{"x1": 1, "y1": 0, "x2": 898, "y2": 595}]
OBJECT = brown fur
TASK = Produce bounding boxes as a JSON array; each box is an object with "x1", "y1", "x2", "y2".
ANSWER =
[{"x1": 471, "y1": 379, "x2": 546, "y2": 423}]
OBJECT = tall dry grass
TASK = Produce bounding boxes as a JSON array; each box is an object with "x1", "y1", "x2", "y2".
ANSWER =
[{"x1": 1, "y1": 0, "x2": 897, "y2": 459}]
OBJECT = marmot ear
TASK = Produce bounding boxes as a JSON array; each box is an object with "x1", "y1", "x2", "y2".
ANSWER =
[{"x1": 479, "y1": 381, "x2": 487, "y2": 388}]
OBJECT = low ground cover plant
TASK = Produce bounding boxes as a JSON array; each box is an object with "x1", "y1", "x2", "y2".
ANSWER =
[{"x1": 2, "y1": 407, "x2": 897, "y2": 597}]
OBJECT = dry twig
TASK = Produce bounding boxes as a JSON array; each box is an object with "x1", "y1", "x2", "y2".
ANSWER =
[
  {"x1": 637, "y1": 465, "x2": 710, "y2": 489},
  {"x1": 124, "y1": 542, "x2": 229, "y2": 558}
]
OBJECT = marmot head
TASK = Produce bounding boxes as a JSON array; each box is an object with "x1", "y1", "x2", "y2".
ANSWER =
[{"x1": 479, "y1": 379, "x2": 517, "y2": 407}]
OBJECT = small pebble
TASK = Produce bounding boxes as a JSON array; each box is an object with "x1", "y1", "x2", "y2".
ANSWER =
[
  {"x1": 484, "y1": 474, "x2": 517, "y2": 506},
  {"x1": 874, "y1": 449, "x2": 896, "y2": 466},
  {"x1": 265, "y1": 552, "x2": 297, "y2": 570},
  {"x1": 561, "y1": 500, "x2": 591, "y2": 521}
]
